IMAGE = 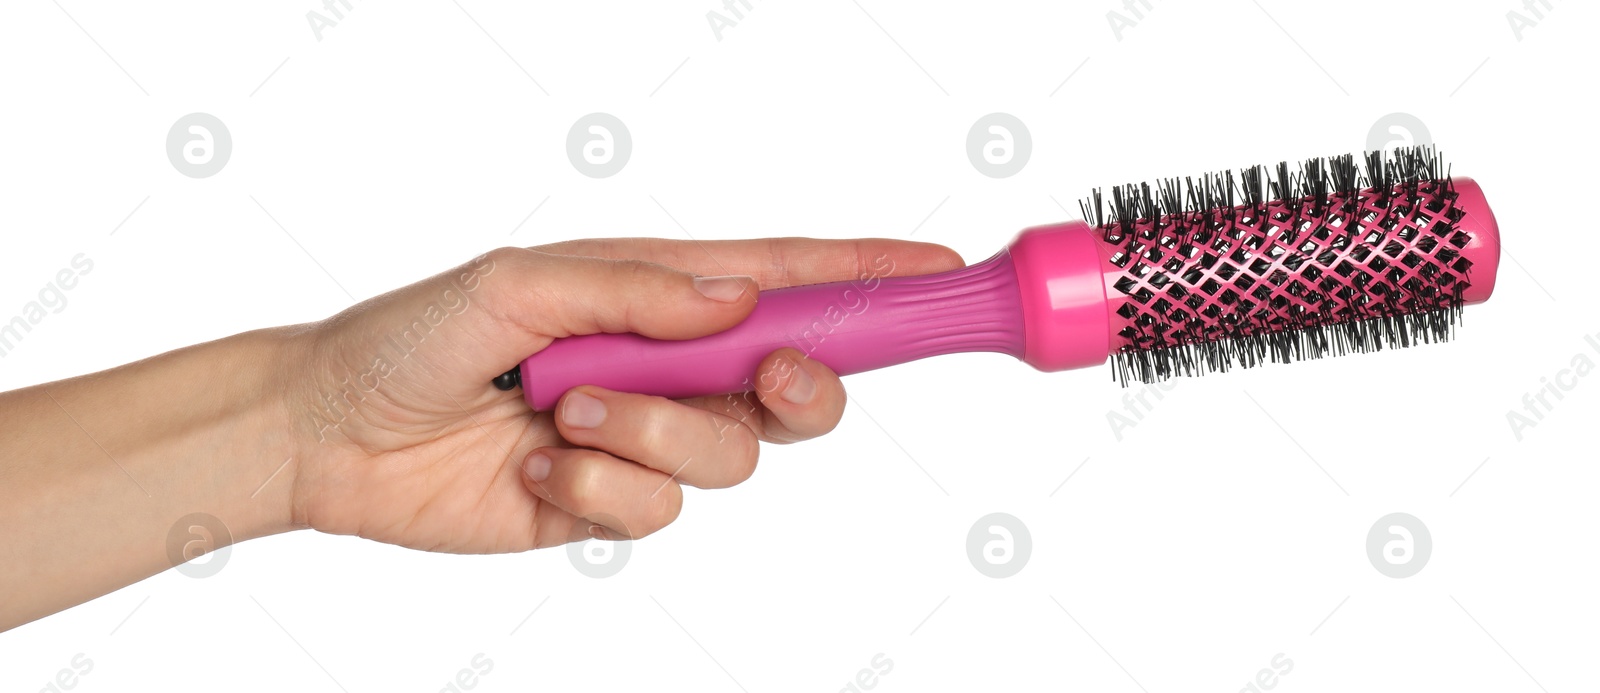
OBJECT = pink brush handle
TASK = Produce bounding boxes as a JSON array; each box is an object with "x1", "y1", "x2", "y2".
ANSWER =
[{"x1": 519, "y1": 252, "x2": 1026, "y2": 410}]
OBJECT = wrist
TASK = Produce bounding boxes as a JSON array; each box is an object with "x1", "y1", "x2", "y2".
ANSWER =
[
  {"x1": 203, "y1": 326, "x2": 311, "y2": 540},
  {"x1": 103, "y1": 325, "x2": 310, "y2": 543}
]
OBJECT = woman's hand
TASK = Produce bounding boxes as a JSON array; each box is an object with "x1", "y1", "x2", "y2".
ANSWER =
[
  {"x1": 281, "y1": 238, "x2": 963, "y2": 552},
  {"x1": 0, "y1": 235, "x2": 960, "y2": 631}
]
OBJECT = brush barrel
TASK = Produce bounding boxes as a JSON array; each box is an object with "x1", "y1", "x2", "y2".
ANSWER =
[
  {"x1": 519, "y1": 250, "x2": 1033, "y2": 411},
  {"x1": 1087, "y1": 175, "x2": 1501, "y2": 384}
]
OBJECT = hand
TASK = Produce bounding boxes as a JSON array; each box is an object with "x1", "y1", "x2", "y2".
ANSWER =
[{"x1": 281, "y1": 238, "x2": 963, "y2": 553}]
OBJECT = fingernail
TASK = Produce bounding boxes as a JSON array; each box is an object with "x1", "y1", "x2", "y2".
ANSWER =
[
  {"x1": 523, "y1": 452, "x2": 552, "y2": 482},
  {"x1": 693, "y1": 275, "x2": 752, "y2": 303},
  {"x1": 562, "y1": 391, "x2": 607, "y2": 429},
  {"x1": 780, "y1": 360, "x2": 816, "y2": 405},
  {"x1": 588, "y1": 524, "x2": 608, "y2": 540}
]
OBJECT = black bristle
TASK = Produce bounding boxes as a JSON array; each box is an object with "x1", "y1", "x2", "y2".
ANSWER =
[
  {"x1": 1270, "y1": 161, "x2": 1296, "y2": 201},
  {"x1": 1302, "y1": 157, "x2": 1328, "y2": 214},
  {"x1": 1080, "y1": 188, "x2": 1106, "y2": 235},
  {"x1": 1219, "y1": 170, "x2": 1237, "y2": 221},
  {"x1": 1330, "y1": 153, "x2": 1360, "y2": 198},
  {"x1": 1239, "y1": 165, "x2": 1265, "y2": 214},
  {"x1": 1159, "y1": 177, "x2": 1184, "y2": 219},
  {"x1": 1362, "y1": 150, "x2": 1388, "y2": 190},
  {"x1": 1083, "y1": 146, "x2": 1470, "y2": 387},
  {"x1": 1112, "y1": 184, "x2": 1139, "y2": 240},
  {"x1": 1137, "y1": 182, "x2": 1159, "y2": 228}
]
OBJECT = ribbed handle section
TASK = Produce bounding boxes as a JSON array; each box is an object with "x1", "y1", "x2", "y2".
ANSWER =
[{"x1": 519, "y1": 251, "x2": 1025, "y2": 410}]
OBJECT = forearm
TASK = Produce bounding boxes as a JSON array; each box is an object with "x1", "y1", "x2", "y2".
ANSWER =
[{"x1": 0, "y1": 328, "x2": 304, "y2": 630}]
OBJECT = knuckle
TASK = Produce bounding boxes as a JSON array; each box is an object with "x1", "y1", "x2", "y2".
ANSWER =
[
  {"x1": 481, "y1": 245, "x2": 533, "y2": 270},
  {"x1": 722, "y1": 428, "x2": 761, "y2": 485},
  {"x1": 700, "y1": 422, "x2": 759, "y2": 487},
  {"x1": 562, "y1": 453, "x2": 610, "y2": 516},
  {"x1": 473, "y1": 247, "x2": 541, "y2": 315},
  {"x1": 632, "y1": 400, "x2": 672, "y2": 452},
  {"x1": 611, "y1": 258, "x2": 657, "y2": 286},
  {"x1": 601, "y1": 258, "x2": 663, "y2": 332},
  {"x1": 764, "y1": 237, "x2": 792, "y2": 288},
  {"x1": 640, "y1": 482, "x2": 684, "y2": 537}
]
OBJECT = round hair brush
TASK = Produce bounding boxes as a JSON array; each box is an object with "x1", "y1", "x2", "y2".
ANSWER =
[{"x1": 499, "y1": 146, "x2": 1500, "y2": 410}]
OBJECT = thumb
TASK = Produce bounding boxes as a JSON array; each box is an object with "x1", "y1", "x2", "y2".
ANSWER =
[
  {"x1": 509, "y1": 247, "x2": 757, "y2": 340},
  {"x1": 312, "y1": 248, "x2": 759, "y2": 395}
]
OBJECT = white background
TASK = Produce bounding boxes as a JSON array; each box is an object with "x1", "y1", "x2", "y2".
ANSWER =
[{"x1": 2, "y1": 1, "x2": 1597, "y2": 691}]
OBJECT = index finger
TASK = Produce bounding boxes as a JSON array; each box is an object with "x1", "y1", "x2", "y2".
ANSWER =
[{"x1": 531, "y1": 237, "x2": 965, "y2": 289}]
